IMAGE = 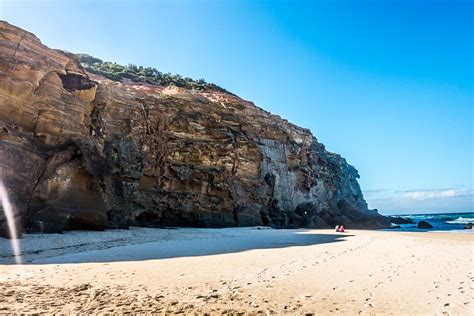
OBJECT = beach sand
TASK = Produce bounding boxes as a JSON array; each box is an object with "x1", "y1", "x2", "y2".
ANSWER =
[{"x1": 0, "y1": 227, "x2": 472, "y2": 314}]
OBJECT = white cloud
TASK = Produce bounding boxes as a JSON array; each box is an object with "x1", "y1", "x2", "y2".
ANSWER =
[
  {"x1": 398, "y1": 189, "x2": 471, "y2": 201},
  {"x1": 363, "y1": 187, "x2": 474, "y2": 214}
]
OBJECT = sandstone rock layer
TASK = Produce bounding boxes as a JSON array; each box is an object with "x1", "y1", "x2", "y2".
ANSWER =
[{"x1": 0, "y1": 21, "x2": 389, "y2": 235}]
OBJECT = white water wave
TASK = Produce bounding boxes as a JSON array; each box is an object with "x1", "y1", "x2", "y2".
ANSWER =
[{"x1": 446, "y1": 217, "x2": 474, "y2": 224}]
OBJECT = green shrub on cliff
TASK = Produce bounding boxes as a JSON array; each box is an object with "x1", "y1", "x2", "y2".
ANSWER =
[{"x1": 75, "y1": 53, "x2": 226, "y2": 92}]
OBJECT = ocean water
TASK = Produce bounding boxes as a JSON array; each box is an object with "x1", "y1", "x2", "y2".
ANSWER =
[{"x1": 386, "y1": 212, "x2": 474, "y2": 233}]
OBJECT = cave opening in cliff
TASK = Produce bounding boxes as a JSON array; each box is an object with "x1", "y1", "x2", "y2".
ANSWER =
[
  {"x1": 135, "y1": 210, "x2": 162, "y2": 227},
  {"x1": 58, "y1": 72, "x2": 96, "y2": 91}
]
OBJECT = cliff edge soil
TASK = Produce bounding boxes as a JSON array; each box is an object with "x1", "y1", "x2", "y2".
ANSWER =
[{"x1": 0, "y1": 21, "x2": 389, "y2": 236}]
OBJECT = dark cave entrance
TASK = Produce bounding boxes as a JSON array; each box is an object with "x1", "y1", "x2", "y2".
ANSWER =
[
  {"x1": 59, "y1": 73, "x2": 96, "y2": 91},
  {"x1": 135, "y1": 210, "x2": 162, "y2": 227}
]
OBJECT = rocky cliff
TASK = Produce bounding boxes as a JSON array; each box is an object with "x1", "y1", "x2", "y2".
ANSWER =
[{"x1": 0, "y1": 21, "x2": 389, "y2": 236}]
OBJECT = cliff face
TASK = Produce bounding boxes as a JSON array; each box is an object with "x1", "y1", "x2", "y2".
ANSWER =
[{"x1": 0, "y1": 21, "x2": 389, "y2": 236}]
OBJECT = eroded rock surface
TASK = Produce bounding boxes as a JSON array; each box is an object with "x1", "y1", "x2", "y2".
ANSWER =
[{"x1": 0, "y1": 21, "x2": 389, "y2": 235}]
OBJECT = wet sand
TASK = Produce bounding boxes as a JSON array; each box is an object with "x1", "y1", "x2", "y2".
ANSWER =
[{"x1": 0, "y1": 227, "x2": 472, "y2": 314}]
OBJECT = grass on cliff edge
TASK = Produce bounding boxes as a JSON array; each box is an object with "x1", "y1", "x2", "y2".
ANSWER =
[{"x1": 74, "y1": 53, "x2": 230, "y2": 93}]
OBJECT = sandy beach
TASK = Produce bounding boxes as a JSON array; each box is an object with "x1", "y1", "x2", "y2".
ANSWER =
[{"x1": 0, "y1": 227, "x2": 472, "y2": 315}]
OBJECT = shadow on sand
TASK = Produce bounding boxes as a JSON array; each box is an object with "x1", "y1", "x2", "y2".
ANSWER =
[{"x1": 0, "y1": 228, "x2": 352, "y2": 265}]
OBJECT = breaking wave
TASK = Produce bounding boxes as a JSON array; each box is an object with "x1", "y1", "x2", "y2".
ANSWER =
[{"x1": 446, "y1": 217, "x2": 473, "y2": 224}]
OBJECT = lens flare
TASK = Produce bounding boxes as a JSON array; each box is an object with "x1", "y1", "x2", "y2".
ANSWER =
[{"x1": 0, "y1": 177, "x2": 22, "y2": 264}]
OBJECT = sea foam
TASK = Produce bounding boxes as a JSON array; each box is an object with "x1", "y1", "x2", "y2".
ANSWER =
[{"x1": 446, "y1": 217, "x2": 473, "y2": 224}]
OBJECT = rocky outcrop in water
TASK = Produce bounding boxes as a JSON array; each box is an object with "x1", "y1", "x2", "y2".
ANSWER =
[
  {"x1": 0, "y1": 21, "x2": 389, "y2": 236},
  {"x1": 388, "y1": 216, "x2": 414, "y2": 225},
  {"x1": 417, "y1": 221, "x2": 433, "y2": 229}
]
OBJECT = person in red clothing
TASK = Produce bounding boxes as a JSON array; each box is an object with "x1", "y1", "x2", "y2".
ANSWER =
[{"x1": 339, "y1": 225, "x2": 345, "y2": 232}]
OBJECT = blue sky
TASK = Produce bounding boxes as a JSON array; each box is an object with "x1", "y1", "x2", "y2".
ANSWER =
[{"x1": 1, "y1": 0, "x2": 472, "y2": 214}]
